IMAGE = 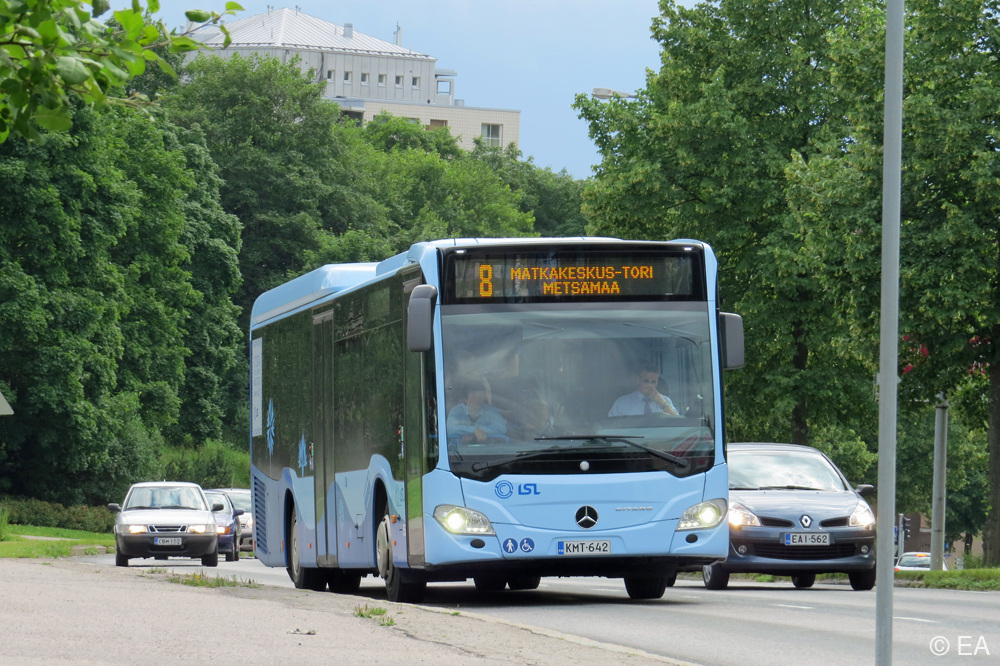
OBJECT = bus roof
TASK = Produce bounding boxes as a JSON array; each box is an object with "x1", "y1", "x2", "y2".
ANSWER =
[{"x1": 249, "y1": 237, "x2": 704, "y2": 329}]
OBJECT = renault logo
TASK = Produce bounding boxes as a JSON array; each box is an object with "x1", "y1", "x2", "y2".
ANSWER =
[
  {"x1": 800, "y1": 515, "x2": 813, "y2": 528},
  {"x1": 576, "y1": 505, "x2": 599, "y2": 529}
]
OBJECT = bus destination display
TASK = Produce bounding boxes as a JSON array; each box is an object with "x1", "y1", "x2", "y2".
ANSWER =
[{"x1": 450, "y1": 252, "x2": 699, "y2": 301}]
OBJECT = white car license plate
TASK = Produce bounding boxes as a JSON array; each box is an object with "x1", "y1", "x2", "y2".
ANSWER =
[
  {"x1": 154, "y1": 537, "x2": 182, "y2": 546},
  {"x1": 558, "y1": 539, "x2": 611, "y2": 555},
  {"x1": 784, "y1": 532, "x2": 830, "y2": 546}
]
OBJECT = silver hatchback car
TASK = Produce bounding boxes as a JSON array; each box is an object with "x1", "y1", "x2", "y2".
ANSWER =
[
  {"x1": 703, "y1": 443, "x2": 877, "y2": 591},
  {"x1": 108, "y1": 481, "x2": 223, "y2": 567}
]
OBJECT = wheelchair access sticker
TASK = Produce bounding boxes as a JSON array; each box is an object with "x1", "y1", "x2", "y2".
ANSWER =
[{"x1": 502, "y1": 537, "x2": 535, "y2": 553}]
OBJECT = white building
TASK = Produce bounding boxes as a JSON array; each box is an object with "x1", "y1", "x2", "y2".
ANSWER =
[{"x1": 188, "y1": 7, "x2": 520, "y2": 152}]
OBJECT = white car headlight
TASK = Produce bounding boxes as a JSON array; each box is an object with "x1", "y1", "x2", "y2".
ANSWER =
[
  {"x1": 433, "y1": 505, "x2": 495, "y2": 535},
  {"x1": 849, "y1": 502, "x2": 876, "y2": 528},
  {"x1": 126, "y1": 524, "x2": 147, "y2": 535},
  {"x1": 728, "y1": 501, "x2": 762, "y2": 528},
  {"x1": 187, "y1": 524, "x2": 212, "y2": 534},
  {"x1": 677, "y1": 498, "x2": 728, "y2": 531}
]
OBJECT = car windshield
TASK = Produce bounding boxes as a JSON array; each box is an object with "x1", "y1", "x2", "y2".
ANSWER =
[
  {"x1": 897, "y1": 554, "x2": 930, "y2": 567},
  {"x1": 125, "y1": 486, "x2": 207, "y2": 510},
  {"x1": 205, "y1": 494, "x2": 230, "y2": 512},
  {"x1": 441, "y1": 304, "x2": 717, "y2": 481},
  {"x1": 728, "y1": 449, "x2": 848, "y2": 491},
  {"x1": 226, "y1": 492, "x2": 252, "y2": 513}
]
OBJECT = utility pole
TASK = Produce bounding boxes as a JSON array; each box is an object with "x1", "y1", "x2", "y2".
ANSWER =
[{"x1": 931, "y1": 394, "x2": 949, "y2": 570}]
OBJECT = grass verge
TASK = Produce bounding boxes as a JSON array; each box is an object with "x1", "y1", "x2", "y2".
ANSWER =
[{"x1": 0, "y1": 524, "x2": 115, "y2": 558}]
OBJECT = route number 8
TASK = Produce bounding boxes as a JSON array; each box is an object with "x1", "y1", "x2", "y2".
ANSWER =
[{"x1": 479, "y1": 264, "x2": 493, "y2": 297}]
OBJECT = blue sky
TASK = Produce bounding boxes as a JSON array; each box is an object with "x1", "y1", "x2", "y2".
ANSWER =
[{"x1": 151, "y1": 1, "x2": 664, "y2": 180}]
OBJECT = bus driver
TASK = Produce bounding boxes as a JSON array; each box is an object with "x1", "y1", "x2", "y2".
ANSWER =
[{"x1": 608, "y1": 365, "x2": 680, "y2": 417}]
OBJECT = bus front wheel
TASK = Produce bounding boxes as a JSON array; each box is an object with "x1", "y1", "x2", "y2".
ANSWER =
[
  {"x1": 623, "y1": 575, "x2": 668, "y2": 599},
  {"x1": 376, "y1": 512, "x2": 426, "y2": 603}
]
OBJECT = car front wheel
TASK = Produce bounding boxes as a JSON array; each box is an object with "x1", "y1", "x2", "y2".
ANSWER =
[
  {"x1": 702, "y1": 562, "x2": 730, "y2": 590},
  {"x1": 791, "y1": 573, "x2": 816, "y2": 589},
  {"x1": 849, "y1": 568, "x2": 876, "y2": 591}
]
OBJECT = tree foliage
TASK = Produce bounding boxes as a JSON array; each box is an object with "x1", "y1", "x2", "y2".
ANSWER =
[
  {"x1": 577, "y1": 0, "x2": 1000, "y2": 559},
  {"x1": 0, "y1": 0, "x2": 241, "y2": 143},
  {"x1": 0, "y1": 103, "x2": 242, "y2": 504}
]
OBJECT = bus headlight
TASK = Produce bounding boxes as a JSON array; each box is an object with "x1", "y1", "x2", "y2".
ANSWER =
[
  {"x1": 677, "y1": 498, "x2": 727, "y2": 531},
  {"x1": 433, "y1": 505, "x2": 496, "y2": 535}
]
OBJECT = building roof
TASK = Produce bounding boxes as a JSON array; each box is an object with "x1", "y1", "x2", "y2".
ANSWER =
[{"x1": 189, "y1": 7, "x2": 433, "y2": 60}]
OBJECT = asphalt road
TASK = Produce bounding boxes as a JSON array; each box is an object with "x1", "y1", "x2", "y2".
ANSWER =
[{"x1": 19, "y1": 554, "x2": 1000, "y2": 665}]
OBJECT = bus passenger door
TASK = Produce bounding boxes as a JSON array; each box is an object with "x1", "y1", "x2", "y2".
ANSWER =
[{"x1": 312, "y1": 309, "x2": 337, "y2": 566}]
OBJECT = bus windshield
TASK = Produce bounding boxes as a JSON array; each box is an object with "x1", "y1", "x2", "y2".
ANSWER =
[{"x1": 441, "y1": 303, "x2": 717, "y2": 481}]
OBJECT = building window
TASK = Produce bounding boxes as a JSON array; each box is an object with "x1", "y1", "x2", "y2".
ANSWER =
[
  {"x1": 395, "y1": 75, "x2": 403, "y2": 87},
  {"x1": 361, "y1": 72, "x2": 369, "y2": 84},
  {"x1": 481, "y1": 124, "x2": 501, "y2": 148},
  {"x1": 428, "y1": 119, "x2": 448, "y2": 129},
  {"x1": 378, "y1": 74, "x2": 386, "y2": 86},
  {"x1": 437, "y1": 80, "x2": 452, "y2": 95},
  {"x1": 326, "y1": 70, "x2": 334, "y2": 80},
  {"x1": 411, "y1": 76, "x2": 420, "y2": 88},
  {"x1": 344, "y1": 71, "x2": 352, "y2": 83}
]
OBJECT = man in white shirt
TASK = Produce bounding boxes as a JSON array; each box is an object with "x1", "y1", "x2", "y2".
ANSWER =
[{"x1": 608, "y1": 366, "x2": 680, "y2": 417}]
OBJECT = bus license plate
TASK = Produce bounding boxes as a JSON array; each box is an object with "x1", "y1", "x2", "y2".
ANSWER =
[
  {"x1": 154, "y1": 537, "x2": 182, "y2": 546},
  {"x1": 784, "y1": 532, "x2": 830, "y2": 546},
  {"x1": 558, "y1": 540, "x2": 611, "y2": 555}
]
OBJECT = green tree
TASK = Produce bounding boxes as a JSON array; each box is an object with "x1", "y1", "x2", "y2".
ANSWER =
[
  {"x1": 0, "y1": 0, "x2": 241, "y2": 143},
  {"x1": 162, "y1": 53, "x2": 385, "y2": 327},
  {"x1": 786, "y1": 0, "x2": 1000, "y2": 563},
  {"x1": 0, "y1": 103, "x2": 243, "y2": 504},
  {"x1": 471, "y1": 141, "x2": 588, "y2": 237},
  {"x1": 574, "y1": 0, "x2": 873, "y2": 450}
]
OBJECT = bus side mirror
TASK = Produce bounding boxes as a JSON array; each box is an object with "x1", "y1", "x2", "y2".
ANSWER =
[
  {"x1": 407, "y1": 284, "x2": 438, "y2": 352},
  {"x1": 721, "y1": 312, "x2": 744, "y2": 370}
]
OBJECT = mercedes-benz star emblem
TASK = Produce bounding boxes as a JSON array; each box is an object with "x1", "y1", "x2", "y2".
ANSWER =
[
  {"x1": 800, "y1": 515, "x2": 813, "y2": 528},
  {"x1": 576, "y1": 505, "x2": 598, "y2": 529}
]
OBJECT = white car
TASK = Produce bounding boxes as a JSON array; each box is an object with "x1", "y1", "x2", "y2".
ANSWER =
[
  {"x1": 108, "y1": 481, "x2": 223, "y2": 567},
  {"x1": 895, "y1": 551, "x2": 947, "y2": 571}
]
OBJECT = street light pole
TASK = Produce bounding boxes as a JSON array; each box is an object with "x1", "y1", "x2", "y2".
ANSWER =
[{"x1": 876, "y1": 0, "x2": 905, "y2": 662}]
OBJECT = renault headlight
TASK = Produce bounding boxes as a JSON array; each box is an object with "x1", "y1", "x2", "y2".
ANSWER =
[
  {"x1": 433, "y1": 505, "x2": 495, "y2": 535},
  {"x1": 728, "y1": 501, "x2": 761, "y2": 528},
  {"x1": 849, "y1": 502, "x2": 876, "y2": 528},
  {"x1": 677, "y1": 498, "x2": 727, "y2": 531}
]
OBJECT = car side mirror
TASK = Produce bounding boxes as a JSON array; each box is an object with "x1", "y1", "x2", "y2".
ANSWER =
[
  {"x1": 212, "y1": 502, "x2": 225, "y2": 512},
  {"x1": 855, "y1": 484, "x2": 876, "y2": 498},
  {"x1": 107, "y1": 503, "x2": 122, "y2": 513},
  {"x1": 234, "y1": 509, "x2": 245, "y2": 517}
]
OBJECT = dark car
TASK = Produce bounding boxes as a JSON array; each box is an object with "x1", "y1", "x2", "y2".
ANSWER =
[
  {"x1": 204, "y1": 490, "x2": 243, "y2": 562},
  {"x1": 109, "y1": 481, "x2": 223, "y2": 567},
  {"x1": 210, "y1": 488, "x2": 254, "y2": 552},
  {"x1": 702, "y1": 442, "x2": 877, "y2": 591}
]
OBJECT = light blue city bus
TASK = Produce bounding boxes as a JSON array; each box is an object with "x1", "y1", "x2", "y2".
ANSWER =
[{"x1": 249, "y1": 238, "x2": 743, "y2": 602}]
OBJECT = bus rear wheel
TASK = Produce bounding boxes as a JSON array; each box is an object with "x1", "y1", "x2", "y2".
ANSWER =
[
  {"x1": 623, "y1": 575, "x2": 668, "y2": 599},
  {"x1": 376, "y1": 512, "x2": 426, "y2": 603},
  {"x1": 507, "y1": 575, "x2": 541, "y2": 590},
  {"x1": 328, "y1": 569, "x2": 362, "y2": 594},
  {"x1": 287, "y1": 511, "x2": 326, "y2": 591}
]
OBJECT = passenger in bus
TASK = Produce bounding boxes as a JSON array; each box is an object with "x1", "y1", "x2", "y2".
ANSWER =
[
  {"x1": 447, "y1": 378, "x2": 508, "y2": 444},
  {"x1": 608, "y1": 365, "x2": 680, "y2": 417}
]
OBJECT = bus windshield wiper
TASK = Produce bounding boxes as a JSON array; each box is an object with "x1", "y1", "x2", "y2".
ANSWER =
[
  {"x1": 757, "y1": 485, "x2": 825, "y2": 491},
  {"x1": 470, "y1": 446, "x2": 571, "y2": 473},
  {"x1": 536, "y1": 435, "x2": 689, "y2": 468}
]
